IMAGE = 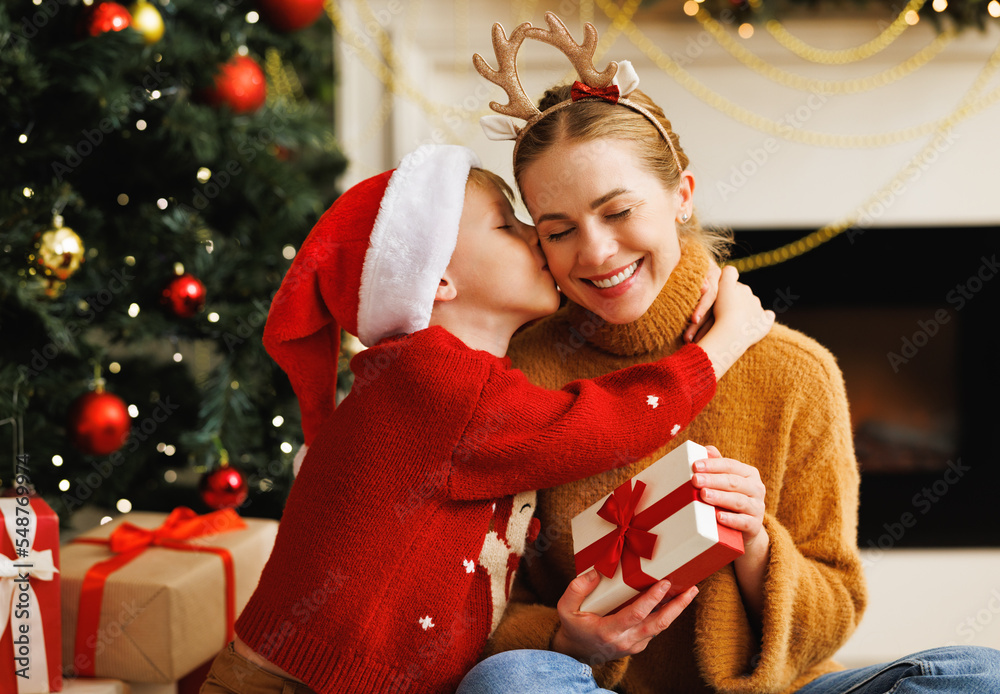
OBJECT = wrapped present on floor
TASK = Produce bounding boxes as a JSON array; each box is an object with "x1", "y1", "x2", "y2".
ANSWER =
[
  {"x1": 62, "y1": 678, "x2": 129, "y2": 693},
  {"x1": 1, "y1": 496, "x2": 62, "y2": 693},
  {"x1": 60, "y1": 507, "x2": 277, "y2": 683},
  {"x1": 572, "y1": 441, "x2": 744, "y2": 616}
]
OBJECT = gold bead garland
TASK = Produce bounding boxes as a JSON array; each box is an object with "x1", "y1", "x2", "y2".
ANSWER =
[
  {"x1": 695, "y1": 9, "x2": 956, "y2": 95},
  {"x1": 764, "y1": 0, "x2": 928, "y2": 65}
]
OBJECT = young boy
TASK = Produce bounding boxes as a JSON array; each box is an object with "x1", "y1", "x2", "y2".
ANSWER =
[{"x1": 201, "y1": 145, "x2": 773, "y2": 694}]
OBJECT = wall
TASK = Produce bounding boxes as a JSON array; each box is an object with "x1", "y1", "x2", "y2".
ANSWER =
[{"x1": 334, "y1": 1, "x2": 1000, "y2": 230}]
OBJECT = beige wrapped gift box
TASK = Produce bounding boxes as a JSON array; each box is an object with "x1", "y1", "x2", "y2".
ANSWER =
[{"x1": 60, "y1": 509, "x2": 277, "y2": 683}]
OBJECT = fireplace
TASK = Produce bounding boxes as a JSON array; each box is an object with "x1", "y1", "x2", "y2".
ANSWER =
[{"x1": 731, "y1": 226, "x2": 999, "y2": 548}]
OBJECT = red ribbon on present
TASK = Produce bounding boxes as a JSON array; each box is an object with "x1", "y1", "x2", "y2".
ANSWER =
[
  {"x1": 574, "y1": 478, "x2": 700, "y2": 592},
  {"x1": 570, "y1": 80, "x2": 620, "y2": 104},
  {"x1": 70, "y1": 507, "x2": 246, "y2": 677}
]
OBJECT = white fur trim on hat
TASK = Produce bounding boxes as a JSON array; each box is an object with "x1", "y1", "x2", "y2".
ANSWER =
[{"x1": 356, "y1": 144, "x2": 481, "y2": 347}]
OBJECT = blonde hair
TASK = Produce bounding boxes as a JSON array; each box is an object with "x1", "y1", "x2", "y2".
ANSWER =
[
  {"x1": 514, "y1": 85, "x2": 732, "y2": 262},
  {"x1": 468, "y1": 167, "x2": 515, "y2": 203}
]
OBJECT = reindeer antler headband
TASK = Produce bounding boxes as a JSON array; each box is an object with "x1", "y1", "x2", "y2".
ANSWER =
[{"x1": 473, "y1": 11, "x2": 683, "y2": 173}]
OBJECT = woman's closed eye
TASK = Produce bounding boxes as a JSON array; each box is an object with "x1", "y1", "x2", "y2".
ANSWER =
[
  {"x1": 542, "y1": 228, "x2": 573, "y2": 242},
  {"x1": 606, "y1": 208, "x2": 632, "y2": 221}
]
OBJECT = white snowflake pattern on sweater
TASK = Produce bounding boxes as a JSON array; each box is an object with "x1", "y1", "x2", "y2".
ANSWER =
[{"x1": 647, "y1": 395, "x2": 660, "y2": 409}]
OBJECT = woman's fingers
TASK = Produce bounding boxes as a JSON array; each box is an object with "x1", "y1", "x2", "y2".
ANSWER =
[
  {"x1": 635, "y1": 586, "x2": 699, "y2": 643},
  {"x1": 558, "y1": 569, "x2": 602, "y2": 614},
  {"x1": 611, "y1": 579, "x2": 671, "y2": 630}
]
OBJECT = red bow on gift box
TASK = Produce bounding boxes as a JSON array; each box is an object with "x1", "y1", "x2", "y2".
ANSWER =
[
  {"x1": 71, "y1": 507, "x2": 246, "y2": 677},
  {"x1": 571, "y1": 80, "x2": 620, "y2": 104},
  {"x1": 575, "y1": 477, "x2": 700, "y2": 592}
]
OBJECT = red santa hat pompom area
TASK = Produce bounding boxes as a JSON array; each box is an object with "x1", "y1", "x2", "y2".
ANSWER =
[{"x1": 264, "y1": 144, "x2": 481, "y2": 466}]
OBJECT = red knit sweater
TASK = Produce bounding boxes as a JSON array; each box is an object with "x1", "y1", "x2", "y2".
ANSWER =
[{"x1": 235, "y1": 325, "x2": 716, "y2": 693}]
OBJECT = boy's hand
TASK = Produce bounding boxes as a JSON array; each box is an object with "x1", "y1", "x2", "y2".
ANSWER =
[
  {"x1": 695, "y1": 266, "x2": 775, "y2": 380},
  {"x1": 551, "y1": 570, "x2": 699, "y2": 665},
  {"x1": 684, "y1": 262, "x2": 721, "y2": 343}
]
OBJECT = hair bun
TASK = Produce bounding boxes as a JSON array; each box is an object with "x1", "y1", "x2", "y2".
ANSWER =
[{"x1": 537, "y1": 84, "x2": 572, "y2": 112}]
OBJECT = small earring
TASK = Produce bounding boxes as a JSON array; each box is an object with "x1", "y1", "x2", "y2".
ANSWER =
[{"x1": 680, "y1": 212, "x2": 690, "y2": 223}]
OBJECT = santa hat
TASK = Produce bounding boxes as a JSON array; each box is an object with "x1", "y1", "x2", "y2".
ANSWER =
[{"x1": 263, "y1": 144, "x2": 481, "y2": 456}]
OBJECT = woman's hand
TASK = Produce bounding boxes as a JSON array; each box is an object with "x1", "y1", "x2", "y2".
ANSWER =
[
  {"x1": 684, "y1": 263, "x2": 721, "y2": 343},
  {"x1": 551, "y1": 570, "x2": 699, "y2": 665},
  {"x1": 691, "y1": 445, "x2": 771, "y2": 620}
]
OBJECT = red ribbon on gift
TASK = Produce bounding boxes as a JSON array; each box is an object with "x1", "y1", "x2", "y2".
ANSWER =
[
  {"x1": 70, "y1": 507, "x2": 246, "y2": 677},
  {"x1": 574, "y1": 478, "x2": 700, "y2": 592},
  {"x1": 571, "y1": 80, "x2": 620, "y2": 104}
]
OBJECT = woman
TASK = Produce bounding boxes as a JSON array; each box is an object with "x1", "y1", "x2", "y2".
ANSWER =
[{"x1": 459, "y1": 14, "x2": 1000, "y2": 694}]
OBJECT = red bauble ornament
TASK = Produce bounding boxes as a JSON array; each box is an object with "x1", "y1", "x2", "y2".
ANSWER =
[
  {"x1": 161, "y1": 273, "x2": 206, "y2": 318},
  {"x1": 203, "y1": 55, "x2": 267, "y2": 114},
  {"x1": 200, "y1": 465, "x2": 249, "y2": 510},
  {"x1": 68, "y1": 390, "x2": 131, "y2": 456},
  {"x1": 257, "y1": 0, "x2": 325, "y2": 32},
  {"x1": 82, "y1": 2, "x2": 133, "y2": 36}
]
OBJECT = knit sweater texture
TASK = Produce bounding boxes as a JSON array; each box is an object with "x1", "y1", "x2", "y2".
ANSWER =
[
  {"x1": 235, "y1": 325, "x2": 717, "y2": 693},
  {"x1": 484, "y1": 243, "x2": 868, "y2": 694}
]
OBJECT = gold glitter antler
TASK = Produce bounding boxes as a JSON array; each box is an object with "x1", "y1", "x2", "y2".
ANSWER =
[
  {"x1": 525, "y1": 12, "x2": 618, "y2": 88},
  {"x1": 473, "y1": 22, "x2": 540, "y2": 123}
]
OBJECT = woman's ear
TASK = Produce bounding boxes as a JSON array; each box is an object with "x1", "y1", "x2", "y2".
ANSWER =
[
  {"x1": 435, "y1": 276, "x2": 457, "y2": 303},
  {"x1": 676, "y1": 170, "x2": 695, "y2": 216}
]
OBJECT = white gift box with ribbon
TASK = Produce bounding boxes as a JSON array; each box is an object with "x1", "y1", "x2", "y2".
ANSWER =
[{"x1": 571, "y1": 441, "x2": 744, "y2": 616}]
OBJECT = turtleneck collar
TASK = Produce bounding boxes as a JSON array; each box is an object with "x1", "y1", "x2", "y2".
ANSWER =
[{"x1": 565, "y1": 241, "x2": 712, "y2": 357}]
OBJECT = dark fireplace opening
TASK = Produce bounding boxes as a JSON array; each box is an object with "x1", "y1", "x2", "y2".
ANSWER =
[{"x1": 731, "y1": 226, "x2": 999, "y2": 548}]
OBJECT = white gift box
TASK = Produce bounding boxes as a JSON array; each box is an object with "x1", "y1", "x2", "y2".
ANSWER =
[{"x1": 571, "y1": 441, "x2": 744, "y2": 616}]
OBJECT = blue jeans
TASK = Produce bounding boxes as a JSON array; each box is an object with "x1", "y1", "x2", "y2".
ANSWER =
[
  {"x1": 457, "y1": 650, "x2": 614, "y2": 694},
  {"x1": 458, "y1": 645, "x2": 1000, "y2": 693},
  {"x1": 799, "y1": 646, "x2": 1000, "y2": 693}
]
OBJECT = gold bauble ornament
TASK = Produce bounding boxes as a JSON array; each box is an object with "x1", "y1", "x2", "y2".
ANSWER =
[
  {"x1": 31, "y1": 215, "x2": 85, "y2": 298},
  {"x1": 130, "y1": 1, "x2": 164, "y2": 44},
  {"x1": 34, "y1": 215, "x2": 85, "y2": 281}
]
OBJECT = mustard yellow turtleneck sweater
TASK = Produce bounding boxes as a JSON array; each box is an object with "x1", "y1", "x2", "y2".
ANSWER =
[{"x1": 485, "y1": 243, "x2": 867, "y2": 694}]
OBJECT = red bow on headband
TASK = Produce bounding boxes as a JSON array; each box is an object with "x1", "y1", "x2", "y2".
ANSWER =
[{"x1": 571, "y1": 80, "x2": 620, "y2": 105}]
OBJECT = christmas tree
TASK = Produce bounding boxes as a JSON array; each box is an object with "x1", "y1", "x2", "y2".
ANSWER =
[{"x1": 1, "y1": 0, "x2": 346, "y2": 522}]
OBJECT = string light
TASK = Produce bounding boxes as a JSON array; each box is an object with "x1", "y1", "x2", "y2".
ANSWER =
[
  {"x1": 100, "y1": 516, "x2": 113, "y2": 525},
  {"x1": 173, "y1": 352, "x2": 183, "y2": 362},
  {"x1": 164, "y1": 470, "x2": 178, "y2": 482},
  {"x1": 22, "y1": 187, "x2": 33, "y2": 198},
  {"x1": 208, "y1": 312, "x2": 220, "y2": 322},
  {"x1": 117, "y1": 498, "x2": 132, "y2": 513},
  {"x1": 683, "y1": 1, "x2": 699, "y2": 16},
  {"x1": 989, "y1": 1, "x2": 1000, "y2": 17},
  {"x1": 282, "y1": 244, "x2": 296, "y2": 259},
  {"x1": 156, "y1": 198, "x2": 168, "y2": 209},
  {"x1": 246, "y1": 10, "x2": 259, "y2": 23},
  {"x1": 18, "y1": 134, "x2": 28, "y2": 143},
  {"x1": 128, "y1": 404, "x2": 139, "y2": 417},
  {"x1": 128, "y1": 303, "x2": 140, "y2": 317},
  {"x1": 125, "y1": 256, "x2": 136, "y2": 266},
  {"x1": 197, "y1": 167, "x2": 212, "y2": 182},
  {"x1": 59, "y1": 480, "x2": 70, "y2": 491},
  {"x1": 737, "y1": 22, "x2": 754, "y2": 39},
  {"x1": 272, "y1": 415, "x2": 284, "y2": 427},
  {"x1": 109, "y1": 362, "x2": 121, "y2": 373},
  {"x1": 52, "y1": 455, "x2": 63, "y2": 467},
  {"x1": 136, "y1": 119, "x2": 147, "y2": 130},
  {"x1": 932, "y1": 0, "x2": 948, "y2": 11},
  {"x1": 117, "y1": 194, "x2": 129, "y2": 205},
  {"x1": 905, "y1": 10, "x2": 921, "y2": 24},
  {"x1": 280, "y1": 442, "x2": 293, "y2": 453}
]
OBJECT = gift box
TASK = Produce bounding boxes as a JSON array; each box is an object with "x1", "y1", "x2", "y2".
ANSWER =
[
  {"x1": 60, "y1": 508, "x2": 277, "y2": 683},
  {"x1": 1, "y1": 495, "x2": 62, "y2": 693},
  {"x1": 62, "y1": 678, "x2": 129, "y2": 694},
  {"x1": 572, "y1": 441, "x2": 744, "y2": 616}
]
